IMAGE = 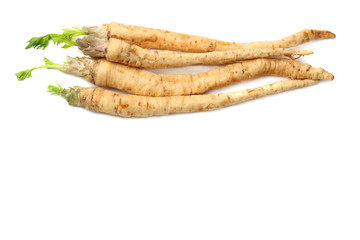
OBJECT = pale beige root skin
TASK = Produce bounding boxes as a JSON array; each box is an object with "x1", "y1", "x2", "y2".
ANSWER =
[
  {"x1": 83, "y1": 25, "x2": 108, "y2": 39},
  {"x1": 90, "y1": 58, "x2": 333, "y2": 97},
  {"x1": 106, "y1": 22, "x2": 335, "y2": 52},
  {"x1": 103, "y1": 38, "x2": 313, "y2": 68},
  {"x1": 75, "y1": 79, "x2": 319, "y2": 118}
]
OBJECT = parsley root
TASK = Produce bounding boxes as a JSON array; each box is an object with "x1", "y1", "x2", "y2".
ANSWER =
[
  {"x1": 86, "y1": 23, "x2": 335, "y2": 52},
  {"x1": 16, "y1": 57, "x2": 333, "y2": 97},
  {"x1": 48, "y1": 79, "x2": 319, "y2": 117},
  {"x1": 25, "y1": 23, "x2": 335, "y2": 53},
  {"x1": 77, "y1": 36, "x2": 313, "y2": 68}
]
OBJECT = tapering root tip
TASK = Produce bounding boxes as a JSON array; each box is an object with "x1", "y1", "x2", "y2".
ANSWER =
[
  {"x1": 315, "y1": 30, "x2": 336, "y2": 39},
  {"x1": 288, "y1": 49, "x2": 314, "y2": 60},
  {"x1": 319, "y1": 67, "x2": 335, "y2": 81},
  {"x1": 325, "y1": 72, "x2": 335, "y2": 81}
]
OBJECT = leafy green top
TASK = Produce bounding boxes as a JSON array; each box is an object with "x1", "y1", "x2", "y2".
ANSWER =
[
  {"x1": 47, "y1": 82, "x2": 64, "y2": 95},
  {"x1": 25, "y1": 27, "x2": 85, "y2": 50},
  {"x1": 15, "y1": 57, "x2": 64, "y2": 81},
  {"x1": 47, "y1": 83, "x2": 81, "y2": 106}
]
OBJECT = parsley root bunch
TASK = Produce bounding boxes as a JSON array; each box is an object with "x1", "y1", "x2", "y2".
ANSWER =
[
  {"x1": 76, "y1": 36, "x2": 313, "y2": 68},
  {"x1": 20, "y1": 23, "x2": 335, "y2": 118},
  {"x1": 48, "y1": 79, "x2": 319, "y2": 118},
  {"x1": 16, "y1": 57, "x2": 333, "y2": 97}
]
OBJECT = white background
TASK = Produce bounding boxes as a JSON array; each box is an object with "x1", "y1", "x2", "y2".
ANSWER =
[{"x1": 1, "y1": 0, "x2": 359, "y2": 239}]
